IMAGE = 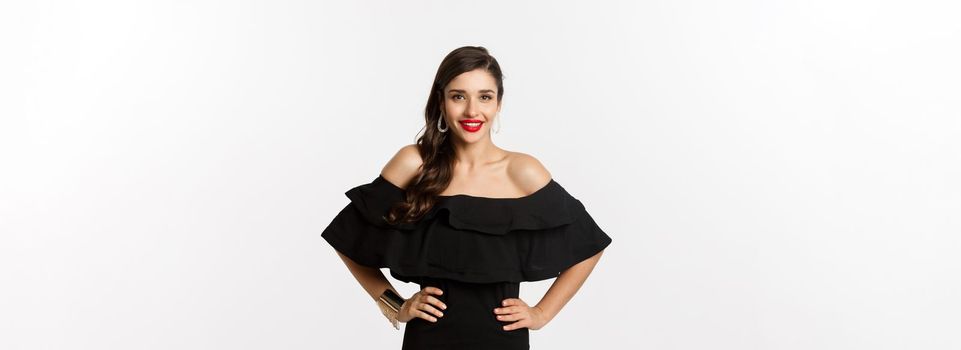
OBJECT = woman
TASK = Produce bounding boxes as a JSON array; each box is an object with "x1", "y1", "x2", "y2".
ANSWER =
[{"x1": 321, "y1": 46, "x2": 613, "y2": 350}]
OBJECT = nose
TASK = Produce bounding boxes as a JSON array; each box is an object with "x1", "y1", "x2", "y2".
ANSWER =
[{"x1": 465, "y1": 99, "x2": 480, "y2": 117}]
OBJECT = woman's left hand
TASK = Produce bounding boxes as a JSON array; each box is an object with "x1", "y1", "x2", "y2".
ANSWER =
[{"x1": 494, "y1": 298, "x2": 550, "y2": 331}]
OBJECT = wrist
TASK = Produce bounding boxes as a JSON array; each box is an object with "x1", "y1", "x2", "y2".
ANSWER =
[
  {"x1": 377, "y1": 289, "x2": 406, "y2": 330},
  {"x1": 533, "y1": 304, "x2": 556, "y2": 322}
]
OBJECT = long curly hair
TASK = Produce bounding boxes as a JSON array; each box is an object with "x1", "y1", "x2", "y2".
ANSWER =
[{"x1": 384, "y1": 46, "x2": 505, "y2": 225}]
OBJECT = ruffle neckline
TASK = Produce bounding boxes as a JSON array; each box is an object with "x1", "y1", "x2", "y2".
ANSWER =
[
  {"x1": 323, "y1": 174, "x2": 612, "y2": 284},
  {"x1": 345, "y1": 175, "x2": 584, "y2": 235}
]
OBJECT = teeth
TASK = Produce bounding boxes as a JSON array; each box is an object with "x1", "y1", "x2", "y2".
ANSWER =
[{"x1": 463, "y1": 122, "x2": 481, "y2": 127}]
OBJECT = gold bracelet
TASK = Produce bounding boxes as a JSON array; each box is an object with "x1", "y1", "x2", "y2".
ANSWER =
[{"x1": 377, "y1": 289, "x2": 405, "y2": 330}]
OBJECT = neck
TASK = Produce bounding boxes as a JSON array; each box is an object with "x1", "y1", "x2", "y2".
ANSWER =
[{"x1": 451, "y1": 136, "x2": 505, "y2": 169}]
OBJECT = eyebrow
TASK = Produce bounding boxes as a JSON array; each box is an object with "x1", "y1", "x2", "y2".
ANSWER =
[{"x1": 448, "y1": 89, "x2": 496, "y2": 94}]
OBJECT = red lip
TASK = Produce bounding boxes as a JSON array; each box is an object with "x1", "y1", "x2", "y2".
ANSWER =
[{"x1": 458, "y1": 119, "x2": 484, "y2": 133}]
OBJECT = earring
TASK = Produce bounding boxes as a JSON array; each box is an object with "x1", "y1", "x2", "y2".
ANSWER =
[{"x1": 437, "y1": 113, "x2": 449, "y2": 133}]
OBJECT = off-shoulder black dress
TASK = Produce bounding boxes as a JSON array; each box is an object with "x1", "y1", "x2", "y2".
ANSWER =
[{"x1": 321, "y1": 174, "x2": 613, "y2": 350}]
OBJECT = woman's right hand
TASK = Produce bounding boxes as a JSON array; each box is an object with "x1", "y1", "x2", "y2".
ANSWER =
[{"x1": 397, "y1": 286, "x2": 447, "y2": 323}]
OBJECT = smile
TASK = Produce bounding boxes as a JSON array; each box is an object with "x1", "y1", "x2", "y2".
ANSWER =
[{"x1": 458, "y1": 119, "x2": 484, "y2": 133}]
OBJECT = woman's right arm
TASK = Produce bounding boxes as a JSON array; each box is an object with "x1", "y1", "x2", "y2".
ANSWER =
[{"x1": 331, "y1": 143, "x2": 447, "y2": 324}]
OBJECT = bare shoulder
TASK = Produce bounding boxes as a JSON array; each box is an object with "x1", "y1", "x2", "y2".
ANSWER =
[
  {"x1": 506, "y1": 151, "x2": 553, "y2": 195},
  {"x1": 380, "y1": 144, "x2": 423, "y2": 189}
]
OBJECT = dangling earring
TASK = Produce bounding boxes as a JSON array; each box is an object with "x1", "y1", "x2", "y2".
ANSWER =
[
  {"x1": 437, "y1": 112, "x2": 449, "y2": 133},
  {"x1": 493, "y1": 113, "x2": 501, "y2": 134}
]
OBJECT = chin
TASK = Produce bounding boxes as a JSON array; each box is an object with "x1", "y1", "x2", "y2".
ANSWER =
[{"x1": 457, "y1": 132, "x2": 487, "y2": 143}]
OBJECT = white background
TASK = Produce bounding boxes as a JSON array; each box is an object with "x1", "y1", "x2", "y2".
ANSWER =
[{"x1": 2, "y1": 1, "x2": 959, "y2": 349}]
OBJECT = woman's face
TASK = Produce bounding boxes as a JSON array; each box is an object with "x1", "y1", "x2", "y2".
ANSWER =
[{"x1": 440, "y1": 68, "x2": 501, "y2": 143}]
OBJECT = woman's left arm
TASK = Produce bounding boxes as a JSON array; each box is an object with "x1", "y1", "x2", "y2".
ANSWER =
[{"x1": 495, "y1": 249, "x2": 606, "y2": 330}]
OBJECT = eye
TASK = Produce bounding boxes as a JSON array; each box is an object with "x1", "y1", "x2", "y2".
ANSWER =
[
  {"x1": 452, "y1": 95, "x2": 464, "y2": 100},
  {"x1": 482, "y1": 95, "x2": 493, "y2": 100}
]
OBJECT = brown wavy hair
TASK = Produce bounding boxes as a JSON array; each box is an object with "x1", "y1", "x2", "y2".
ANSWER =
[{"x1": 384, "y1": 46, "x2": 505, "y2": 225}]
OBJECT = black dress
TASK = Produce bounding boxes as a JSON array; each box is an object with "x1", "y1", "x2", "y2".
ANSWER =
[{"x1": 321, "y1": 174, "x2": 613, "y2": 350}]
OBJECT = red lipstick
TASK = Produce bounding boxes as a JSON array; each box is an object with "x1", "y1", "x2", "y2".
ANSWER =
[{"x1": 458, "y1": 119, "x2": 484, "y2": 133}]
